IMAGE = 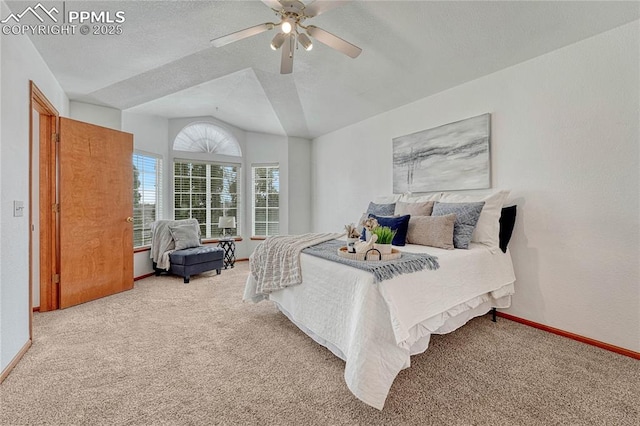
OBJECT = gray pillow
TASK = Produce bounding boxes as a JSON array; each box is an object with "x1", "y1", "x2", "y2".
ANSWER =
[
  {"x1": 367, "y1": 202, "x2": 396, "y2": 216},
  {"x1": 169, "y1": 224, "x2": 201, "y2": 250},
  {"x1": 407, "y1": 214, "x2": 456, "y2": 249},
  {"x1": 432, "y1": 202, "x2": 485, "y2": 249},
  {"x1": 395, "y1": 201, "x2": 435, "y2": 217}
]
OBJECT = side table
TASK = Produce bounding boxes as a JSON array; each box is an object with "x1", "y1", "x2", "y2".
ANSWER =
[{"x1": 217, "y1": 239, "x2": 236, "y2": 269}]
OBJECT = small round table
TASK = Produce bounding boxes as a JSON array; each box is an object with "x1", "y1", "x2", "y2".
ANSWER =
[{"x1": 217, "y1": 239, "x2": 236, "y2": 269}]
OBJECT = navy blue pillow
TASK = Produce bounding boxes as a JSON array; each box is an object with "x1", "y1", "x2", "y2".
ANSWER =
[
  {"x1": 368, "y1": 214, "x2": 410, "y2": 247},
  {"x1": 499, "y1": 205, "x2": 517, "y2": 253}
]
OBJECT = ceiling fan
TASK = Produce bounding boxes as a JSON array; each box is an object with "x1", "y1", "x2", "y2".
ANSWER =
[{"x1": 211, "y1": 0, "x2": 362, "y2": 74}]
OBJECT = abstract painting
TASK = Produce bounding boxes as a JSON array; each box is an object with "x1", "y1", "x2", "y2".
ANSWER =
[{"x1": 393, "y1": 113, "x2": 490, "y2": 193}]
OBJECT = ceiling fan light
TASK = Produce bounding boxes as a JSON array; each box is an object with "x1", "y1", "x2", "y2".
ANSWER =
[
  {"x1": 281, "y1": 19, "x2": 293, "y2": 34},
  {"x1": 270, "y1": 32, "x2": 286, "y2": 50},
  {"x1": 298, "y1": 33, "x2": 313, "y2": 51}
]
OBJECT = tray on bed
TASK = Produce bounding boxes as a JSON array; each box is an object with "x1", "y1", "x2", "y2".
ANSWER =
[{"x1": 337, "y1": 246, "x2": 402, "y2": 261}]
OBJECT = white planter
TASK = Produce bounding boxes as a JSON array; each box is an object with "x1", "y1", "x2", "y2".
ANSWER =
[{"x1": 374, "y1": 243, "x2": 393, "y2": 255}]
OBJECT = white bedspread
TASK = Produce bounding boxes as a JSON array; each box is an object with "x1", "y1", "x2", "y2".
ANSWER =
[{"x1": 243, "y1": 243, "x2": 516, "y2": 409}]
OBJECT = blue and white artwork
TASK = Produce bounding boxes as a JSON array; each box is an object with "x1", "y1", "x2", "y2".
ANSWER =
[{"x1": 393, "y1": 114, "x2": 491, "y2": 193}]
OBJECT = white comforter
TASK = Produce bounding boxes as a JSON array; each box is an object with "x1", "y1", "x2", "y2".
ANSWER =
[{"x1": 244, "y1": 243, "x2": 516, "y2": 409}]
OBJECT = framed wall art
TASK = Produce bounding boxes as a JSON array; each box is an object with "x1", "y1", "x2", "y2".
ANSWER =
[{"x1": 393, "y1": 113, "x2": 491, "y2": 193}]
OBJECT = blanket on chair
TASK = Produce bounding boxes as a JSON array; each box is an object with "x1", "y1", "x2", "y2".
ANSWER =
[
  {"x1": 150, "y1": 219, "x2": 200, "y2": 270},
  {"x1": 250, "y1": 232, "x2": 343, "y2": 296}
]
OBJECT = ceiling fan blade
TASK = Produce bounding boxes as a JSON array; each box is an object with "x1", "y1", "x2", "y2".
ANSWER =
[
  {"x1": 304, "y1": 0, "x2": 348, "y2": 18},
  {"x1": 211, "y1": 22, "x2": 274, "y2": 47},
  {"x1": 306, "y1": 25, "x2": 362, "y2": 58},
  {"x1": 281, "y1": 35, "x2": 294, "y2": 74},
  {"x1": 261, "y1": 0, "x2": 284, "y2": 11}
]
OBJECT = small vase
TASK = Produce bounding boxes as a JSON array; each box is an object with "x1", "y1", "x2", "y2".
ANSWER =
[{"x1": 374, "y1": 243, "x2": 393, "y2": 255}]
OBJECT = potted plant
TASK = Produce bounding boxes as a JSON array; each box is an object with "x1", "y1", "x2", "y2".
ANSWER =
[{"x1": 371, "y1": 226, "x2": 396, "y2": 255}]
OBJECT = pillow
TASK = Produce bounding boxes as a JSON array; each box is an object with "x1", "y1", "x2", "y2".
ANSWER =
[
  {"x1": 395, "y1": 200, "x2": 434, "y2": 216},
  {"x1": 367, "y1": 202, "x2": 396, "y2": 217},
  {"x1": 439, "y1": 190, "x2": 510, "y2": 252},
  {"x1": 373, "y1": 194, "x2": 402, "y2": 204},
  {"x1": 499, "y1": 205, "x2": 517, "y2": 253},
  {"x1": 407, "y1": 214, "x2": 456, "y2": 250},
  {"x1": 368, "y1": 214, "x2": 410, "y2": 247},
  {"x1": 169, "y1": 224, "x2": 201, "y2": 250},
  {"x1": 399, "y1": 192, "x2": 442, "y2": 203},
  {"x1": 432, "y1": 202, "x2": 485, "y2": 249}
]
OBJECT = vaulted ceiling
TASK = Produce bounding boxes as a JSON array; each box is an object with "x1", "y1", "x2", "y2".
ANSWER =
[{"x1": 9, "y1": 0, "x2": 640, "y2": 139}]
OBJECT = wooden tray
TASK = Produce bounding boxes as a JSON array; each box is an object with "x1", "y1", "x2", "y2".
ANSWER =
[{"x1": 337, "y1": 246, "x2": 401, "y2": 261}]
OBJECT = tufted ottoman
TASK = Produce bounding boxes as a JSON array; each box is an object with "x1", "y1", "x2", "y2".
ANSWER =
[{"x1": 168, "y1": 246, "x2": 224, "y2": 283}]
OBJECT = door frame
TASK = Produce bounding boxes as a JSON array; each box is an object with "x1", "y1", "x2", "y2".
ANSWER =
[{"x1": 30, "y1": 81, "x2": 60, "y2": 324}]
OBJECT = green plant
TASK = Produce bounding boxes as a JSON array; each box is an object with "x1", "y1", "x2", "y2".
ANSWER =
[{"x1": 371, "y1": 226, "x2": 396, "y2": 244}]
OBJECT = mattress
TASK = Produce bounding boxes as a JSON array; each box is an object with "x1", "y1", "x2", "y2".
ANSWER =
[{"x1": 244, "y1": 242, "x2": 516, "y2": 409}]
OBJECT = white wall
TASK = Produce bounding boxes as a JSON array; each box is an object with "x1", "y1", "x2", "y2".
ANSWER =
[
  {"x1": 0, "y1": 12, "x2": 69, "y2": 371},
  {"x1": 122, "y1": 112, "x2": 169, "y2": 278},
  {"x1": 69, "y1": 101, "x2": 121, "y2": 130},
  {"x1": 288, "y1": 137, "x2": 312, "y2": 235},
  {"x1": 312, "y1": 22, "x2": 640, "y2": 352}
]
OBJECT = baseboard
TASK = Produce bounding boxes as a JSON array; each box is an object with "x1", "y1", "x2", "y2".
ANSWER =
[
  {"x1": 235, "y1": 258, "x2": 249, "y2": 262},
  {"x1": 134, "y1": 272, "x2": 156, "y2": 281},
  {"x1": 496, "y1": 311, "x2": 640, "y2": 360},
  {"x1": 0, "y1": 339, "x2": 32, "y2": 383},
  {"x1": 32, "y1": 306, "x2": 40, "y2": 313}
]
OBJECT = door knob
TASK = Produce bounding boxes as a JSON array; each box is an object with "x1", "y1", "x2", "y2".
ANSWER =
[{"x1": 126, "y1": 217, "x2": 134, "y2": 223}]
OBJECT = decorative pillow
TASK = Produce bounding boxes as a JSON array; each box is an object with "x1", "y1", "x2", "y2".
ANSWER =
[
  {"x1": 432, "y1": 202, "x2": 485, "y2": 249},
  {"x1": 439, "y1": 190, "x2": 510, "y2": 252},
  {"x1": 395, "y1": 201, "x2": 434, "y2": 217},
  {"x1": 367, "y1": 202, "x2": 396, "y2": 217},
  {"x1": 499, "y1": 205, "x2": 517, "y2": 253},
  {"x1": 407, "y1": 214, "x2": 456, "y2": 250},
  {"x1": 169, "y1": 224, "x2": 201, "y2": 250},
  {"x1": 368, "y1": 214, "x2": 410, "y2": 246}
]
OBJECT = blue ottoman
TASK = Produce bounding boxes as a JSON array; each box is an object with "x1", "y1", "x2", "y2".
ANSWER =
[{"x1": 169, "y1": 246, "x2": 224, "y2": 284}]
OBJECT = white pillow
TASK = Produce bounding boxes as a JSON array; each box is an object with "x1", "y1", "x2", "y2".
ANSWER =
[
  {"x1": 439, "y1": 189, "x2": 510, "y2": 253},
  {"x1": 399, "y1": 192, "x2": 442, "y2": 203},
  {"x1": 373, "y1": 194, "x2": 402, "y2": 204}
]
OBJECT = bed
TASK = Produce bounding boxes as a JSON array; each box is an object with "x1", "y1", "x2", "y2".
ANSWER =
[{"x1": 243, "y1": 240, "x2": 516, "y2": 409}]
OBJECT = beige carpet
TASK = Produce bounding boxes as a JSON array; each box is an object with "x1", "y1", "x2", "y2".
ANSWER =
[{"x1": 1, "y1": 262, "x2": 638, "y2": 425}]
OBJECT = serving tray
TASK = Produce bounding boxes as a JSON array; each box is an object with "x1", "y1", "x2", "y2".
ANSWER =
[{"x1": 337, "y1": 246, "x2": 401, "y2": 261}]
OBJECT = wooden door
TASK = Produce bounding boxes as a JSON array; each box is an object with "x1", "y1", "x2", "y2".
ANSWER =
[{"x1": 59, "y1": 118, "x2": 134, "y2": 308}]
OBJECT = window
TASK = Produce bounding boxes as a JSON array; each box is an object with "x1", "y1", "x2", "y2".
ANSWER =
[
  {"x1": 252, "y1": 165, "x2": 279, "y2": 237},
  {"x1": 133, "y1": 153, "x2": 163, "y2": 248},
  {"x1": 174, "y1": 161, "x2": 240, "y2": 239},
  {"x1": 173, "y1": 122, "x2": 242, "y2": 156}
]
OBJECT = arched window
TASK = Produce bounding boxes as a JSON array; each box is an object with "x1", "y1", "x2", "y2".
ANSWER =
[{"x1": 173, "y1": 122, "x2": 242, "y2": 156}]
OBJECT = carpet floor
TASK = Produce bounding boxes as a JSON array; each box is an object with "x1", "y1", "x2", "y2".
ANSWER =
[{"x1": 1, "y1": 261, "x2": 638, "y2": 425}]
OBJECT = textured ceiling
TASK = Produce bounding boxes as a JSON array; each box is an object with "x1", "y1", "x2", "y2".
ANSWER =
[{"x1": 9, "y1": 0, "x2": 640, "y2": 139}]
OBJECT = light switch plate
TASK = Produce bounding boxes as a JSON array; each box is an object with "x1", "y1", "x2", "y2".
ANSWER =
[{"x1": 14, "y1": 200, "x2": 24, "y2": 217}]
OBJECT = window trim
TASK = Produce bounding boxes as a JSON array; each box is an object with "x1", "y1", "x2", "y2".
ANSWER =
[
  {"x1": 133, "y1": 151, "x2": 163, "y2": 249},
  {"x1": 251, "y1": 163, "x2": 280, "y2": 238}
]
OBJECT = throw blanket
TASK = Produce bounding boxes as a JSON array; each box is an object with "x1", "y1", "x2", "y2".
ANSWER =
[
  {"x1": 149, "y1": 219, "x2": 200, "y2": 270},
  {"x1": 250, "y1": 233, "x2": 343, "y2": 296},
  {"x1": 303, "y1": 239, "x2": 439, "y2": 283}
]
